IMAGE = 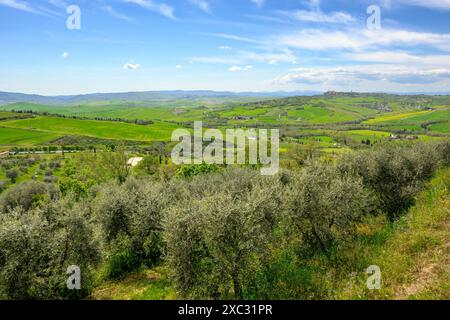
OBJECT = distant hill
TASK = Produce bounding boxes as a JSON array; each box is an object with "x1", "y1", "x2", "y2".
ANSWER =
[{"x1": 0, "y1": 90, "x2": 322, "y2": 106}]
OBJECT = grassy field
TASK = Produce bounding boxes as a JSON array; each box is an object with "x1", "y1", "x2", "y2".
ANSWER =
[
  {"x1": 335, "y1": 167, "x2": 450, "y2": 299},
  {"x1": 0, "y1": 93, "x2": 448, "y2": 149},
  {"x1": 1, "y1": 116, "x2": 180, "y2": 142},
  {"x1": 0, "y1": 126, "x2": 61, "y2": 146}
]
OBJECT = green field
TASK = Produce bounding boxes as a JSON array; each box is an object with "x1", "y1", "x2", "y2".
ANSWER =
[
  {"x1": 1, "y1": 116, "x2": 181, "y2": 142},
  {"x1": 0, "y1": 93, "x2": 449, "y2": 148},
  {"x1": 0, "y1": 126, "x2": 60, "y2": 146}
]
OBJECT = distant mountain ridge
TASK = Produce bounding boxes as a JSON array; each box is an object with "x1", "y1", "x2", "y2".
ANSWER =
[{"x1": 0, "y1": 90, "x2": 322, "y2": 106}]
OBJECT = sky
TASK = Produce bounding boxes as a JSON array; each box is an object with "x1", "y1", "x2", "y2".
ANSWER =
[{"x1": 0, "y1": 0, "x2": 450, "y2": 95}]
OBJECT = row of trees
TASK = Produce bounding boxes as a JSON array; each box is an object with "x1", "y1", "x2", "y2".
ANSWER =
[
  {"x1": 0, "y1": 141, "x2": 449, "y2": 299},
  {"x1": 10, "y1": 109, "x2": 154, "y2": 126}
]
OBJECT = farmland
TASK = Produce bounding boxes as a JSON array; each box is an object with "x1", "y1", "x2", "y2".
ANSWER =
[
  {"x1": 0, "y1": 92, "x2": 449, "y2": 152},
  {"x1": 1, "y1": 116, "x2": 180, "y2": 143},
  {"x1": 0, "y1": 91, "x2": 450, "y2": 301}
]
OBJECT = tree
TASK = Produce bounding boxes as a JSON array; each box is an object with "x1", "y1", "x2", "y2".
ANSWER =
[
  {"x1": 0, "y1": 201, "x2": 101, "y2": 299},
  {"x1": 94, "y1": 178, "x2": 168, "y2": 278},
  {"x1": 6, "y1": 170, "x2": 18, "y2": 183},
  {"x1": 100, "y1": 146, "x2": 130, "y2": 184},
  {"x1": 0, "y1": 181, "x2": 59, "y2": 212},
  {"x1": 163, "y1": 169, "x2": 283, "y2": 299},
  {"x1": 286, "y1": 163, "x2": 374, "y2": 253}
]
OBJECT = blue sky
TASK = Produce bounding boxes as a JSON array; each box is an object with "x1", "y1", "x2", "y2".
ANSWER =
[{"x1": 1, "y1": 0, "x2": 450, "y2": 95}]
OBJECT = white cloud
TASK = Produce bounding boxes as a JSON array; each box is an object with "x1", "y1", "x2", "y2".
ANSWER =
[
  {"x1": 275, "y1": 65, "x2": 450, "y2": 86},
  {"x1": 282, "y1": 9, "x2": 355, "y2": 24},
  {"x1": 276, "y1": 28, "x2": 450, "y2": 52},
  {"x1": 124, "y1": 0, "x2": 176, "y2": 20},
  {"x1": 406, "y1": 0, "x2": 450, "y2": 10},
  {"x1": 219, "y1": 46, "x2": 232, "y2": 50},
  {"x1": 47, "y1": 0, "x2": 67, "y2": 8},
  {"x1": 239, "y1": 48, "x2": 299, "y2": 65},
  {"x1": 62, "y1": 52, "x2": 69, "y2": 59},
  {"x1": 189, "y1": 0, "x2": 211, "y2": 14},
  {"x1": 199, "y1": 32, "x2": 262, "y2": 44},
  {"x1": 0, "y1": 0, "x2": 42, "y2": 14},
  {"x1": 229, "y1": 65, "x2": 253, "y2": 72},
  {"x1": 190, "y1": 48, "x2": 299, "y2": 66},
  {"x1": 382, "y1": 0, "x2": 450, "y2": 11},
  {"x1": 176, "y1": 65, "x2": 183, "y2": 69},
  {"x1": 250, "y1": 0, "x2": 264, "y2": 7},
  {"x1": 348, "y1": 51, "x2": 450, "y2": 67},
  {"x1": 124, "y1": 62, "x2": 141, "y2": 70},
  {"x1": 102, "y1": 6, "x2": 132, "y2": 21}
]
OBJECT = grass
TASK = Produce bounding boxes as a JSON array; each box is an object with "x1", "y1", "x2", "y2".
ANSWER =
[
  {"x1": 0, "y1": 126, "x2": 61, "y2": 146},
  {"x1": 333, "y1": 167, "x2": 450, "y2": 300},
  {"x1": 91, "y1": 267, "x2": 176, "y2": 300},
  {"x1": 364, "y1": 110, "x2": 433, "y2": 124},
  {"x1": 1, "y1": 116, "x2": 182, "y2": 142}
]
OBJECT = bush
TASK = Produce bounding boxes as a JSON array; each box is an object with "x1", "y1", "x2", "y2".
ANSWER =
[
  {"x1": 94, "y1": 178, "x2": 168, "y2": 278},
  {"x1": 44, "y1": 175, "x2": 58, "y2": 184},
  {"x1": 6, "y1": 170, "x2": 18, "y2": 183},
  {"x1": 337, "y1": 142, "x2": 441, "y2": 220},
  {"x1": 0, "y1": 181, "x2": 59, "y2": 213},
  {"x1": 0, "y1": 201, "x2": 101, "y2": 299},
  {"x1": 285, "y1": 163, "x2": 374, "y2": 253},
  {"x1": 164, "y1": 168, "x2": 284, "y2": 299}
]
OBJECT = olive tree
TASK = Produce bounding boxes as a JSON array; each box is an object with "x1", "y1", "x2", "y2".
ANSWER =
[
  {"x1": 0, "y1": 199, "x2": 101, "y2": 299},
  {"x1": 337, "y1": 142, "x2": 442, "y2": 220},
  {"x1": 285, "y1": 163, "x2": 374, "y2": 253},
  {"x1": 94, "y1": 178, "x2": 168, "y2": 278},
  {"x1": 0, "y1": 181, "x2": 59, "y2": 213},
  {"x1": 163, "y1": 168, "x2": 284, "y2": 299}
]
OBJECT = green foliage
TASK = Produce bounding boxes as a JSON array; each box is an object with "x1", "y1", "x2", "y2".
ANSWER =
[
  {"x1": 285, "y1": 163, "x2": 375, "y2": 252},
  {"x1": 0, "y1": 181, "x2": 59, "y2": 212},
  {"x1": 164, "y1": 168, "x2": 284, "y2": 299},
  {"x1": 6, "y1": 169, "x2": 18, "y2": 183},
  {"x1": 0, "y1": 199, "x2": 101, "y2": 299},
  {"x1": 337, "y1": 142, "x2": 446, "y2": 220},
  {"x1": 94, "y1": 178, "x2": 168, "y2": 279},
  {"x1": 175, "y1": 163, "x2": 222, "y2": 179}
]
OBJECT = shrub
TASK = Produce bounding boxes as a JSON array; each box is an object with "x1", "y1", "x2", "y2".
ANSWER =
[
  {"x1": 44, "y1": 175, "x2": 58, "y2": 184},
  {"x1": 285, "y1": 163, "x2": 374, "y2": 253},
  {"x1": 0, "y1": 201, "x2": 101, "y2": 299},
  {"x1": 0, "y1": 181, "x2": 59, "y2": 213},
  {"x1": 337, "y1": 142, "x2": 441, "y2": 220},
  {"x1": 6, "y1": 170, "x2": 18, "y2": 183},
  {"x1": 163, "y1": 168, "x2": 284, "y2": 299},
  {"x1": 94, "y1": 178, "x2": 168, "y2": 278}
]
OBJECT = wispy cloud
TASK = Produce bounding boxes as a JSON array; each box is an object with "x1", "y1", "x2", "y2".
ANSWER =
[
  {"x1": 275, "y1": 65, "x2": 450, "y2": 86},
  {"x1": 124, "y1": 61, "x2": 141, "y2": 70},
  {"x1": 0, "y1": 0, "x2": 42, "y2": 14},
  {"x1": 276, "y1": 28, "x2": 450, "y2": 52},
  {"x1": 124, "y1": 0, "x2": 176, "y2": 20},
  {"x1": 219, "y1": 46, "x2": 232, "y2": 50},
  {"x1": 198, "y1": 32, "x2": 262, "y2": 44},
  {"x1": 47, "y1": 0, "x2": 67, "y2": 8},
  {"x1": 382, "y1": 0, "x2": 450, "y2": 11},
  {"x1": 189, "y1": 0, "x2": 211, "y2": 14},
  {"x1": 62, "y1": 52, "x2": 69, "y2": 59},
  {"x1": 102, "y1": 6, "x2": 132, "y2": 22},
  {"x1": 229, "y1": 65, "x2": 253, "y2": 72},
  {"x1": 250, "y1": 0, "x2": 264, "y2": 7},
  {"x1": 281, "y1": 9, "x2": 355, "y2": 24}
]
